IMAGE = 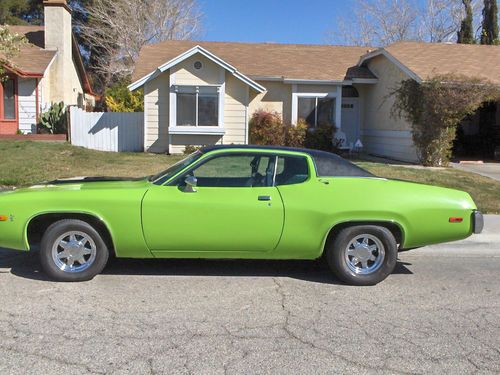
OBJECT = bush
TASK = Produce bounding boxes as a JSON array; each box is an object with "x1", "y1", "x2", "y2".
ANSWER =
[
  {"x1": 249, "y1": 110, "x2": 285, "y2": 145},
  {"x1": 249, "y1": 110, "x2": 339, "y2": 152},
  {"x1": 38, "y1": 102, "x2": 67, "y2": 134},
  {"x1": 183, "y1": 145, "x2": 201, "y2": 155},
  {"x1": 392, "y1": 75, "x2": 500, "y2": 166},
  {"x1": 105, "y1": 79, "x2": 144, "y2": 112},
  {"x1": 304, "y1": 123, "x2": 336, "y2": 152},
  {"x1": 285, "y1": 120, "x2": 308, "y2": 147}
]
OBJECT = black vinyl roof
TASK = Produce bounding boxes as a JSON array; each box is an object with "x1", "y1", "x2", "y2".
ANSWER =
[
  {"x1": 202, "y1": 144, "x2": 337, "y2": 158},
  {"x1": 201, "y1": 145, "x2": 374, "y2": 178}
]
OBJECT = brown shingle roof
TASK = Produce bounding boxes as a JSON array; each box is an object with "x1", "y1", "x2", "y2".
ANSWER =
[
  {"x1": 381, "y1": 41, "x2": 500, "y2": 85},
  {"x1": 3, "y1": 26, "x2": 55, "y2": 76},
  {"x1": 4, "y1": 25, "x2": 93, "y2": 95},
  {"x1": 132, "y1": 40, "x2": 376, "y2": 83}
]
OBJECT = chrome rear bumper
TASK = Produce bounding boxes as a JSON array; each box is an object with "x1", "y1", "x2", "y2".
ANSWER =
[{"x1": 472, "y1": 211, "x2": 484, "y2": 234}]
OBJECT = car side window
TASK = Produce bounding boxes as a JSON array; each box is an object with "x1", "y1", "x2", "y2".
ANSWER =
[
  {"x1": 275, "y1": 156, "x2": 309, "y2": 186},
  {"x1": 183, "y1": 154, "x2": 274, "y2": 188}
]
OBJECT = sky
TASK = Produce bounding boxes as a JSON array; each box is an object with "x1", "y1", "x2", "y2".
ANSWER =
[{"x1": 199, "y1": 0, "x2": 352, "y2": 44}]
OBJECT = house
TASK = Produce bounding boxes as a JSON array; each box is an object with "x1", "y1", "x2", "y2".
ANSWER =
[
  {"x1": 130, "y1": 40, "x2": 500, "y2": 162},
  {"x1": 0, "y1": 0, "x2": 93, "y2": 135}
]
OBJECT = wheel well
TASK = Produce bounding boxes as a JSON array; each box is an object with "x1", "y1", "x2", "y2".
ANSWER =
[
  {"x1": 27, "y1": 213, "x2": 115, "y2": 254},
  {"x1": 324, "y1": 221, "x2": 404, "y2": 252}
]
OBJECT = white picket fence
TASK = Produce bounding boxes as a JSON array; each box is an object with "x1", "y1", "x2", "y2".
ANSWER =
[{"x1": 70, "y1": 107, "x2": 144, "y2": 152}]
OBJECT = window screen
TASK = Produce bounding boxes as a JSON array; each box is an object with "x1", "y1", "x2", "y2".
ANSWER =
[{"x1": 175, "y1": 86, "x2": 219, "y2": 127}]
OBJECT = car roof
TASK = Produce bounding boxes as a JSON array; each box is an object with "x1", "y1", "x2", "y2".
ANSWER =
[
  {"x1": 201, "y1": 144, "x2": 341, "y2": 159},
  {"x1": 200, "y1": 145, "x2": 374, "y2": 178}
]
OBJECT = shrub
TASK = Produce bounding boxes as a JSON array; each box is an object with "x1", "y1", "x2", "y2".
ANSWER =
[
  {"x1": 392, "y1": 75, "x2": 500, "y2": 166},
  {"x1": 249, "y1": 110, "x2": 339, "y2": 152},
  {"x1": 105, "y1": 79, "x2": 144, "y2": 112},
  {"x1": 249, "y1": 110, "x2": 285, "y2": 145},
  {"x1": 284, "y1": 120, "x2": 308, "y2": 147},
  {"x1": 305, "y1": 123, "x2": 336, "y2": 152},
  {"x1": 183, "y1": 145, "x2": 201, "y2": 155},
  {"x1": 38, "y1": 102, "x2": 67, "y2": 134}
]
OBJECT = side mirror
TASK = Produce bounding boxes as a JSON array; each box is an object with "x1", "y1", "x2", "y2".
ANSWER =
[{"x1": 184, "y1": 175, "x2": 197, "y2": 193}]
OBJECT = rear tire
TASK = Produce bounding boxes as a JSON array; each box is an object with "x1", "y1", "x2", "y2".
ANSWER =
[
  {"x1": 39, "y1": 219, "x2": 109, "y2": 282},
  {"x1": 325, "y1": 225, "x2": 397, "y2": 286}
]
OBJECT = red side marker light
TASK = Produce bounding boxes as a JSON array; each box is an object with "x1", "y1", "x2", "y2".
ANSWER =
[
  {"x1": 449, "y1": 217, "x2": 463, "y2": 223},
  {"x1": 0, "y1": 215, "x2": 8, "y2": 222}
]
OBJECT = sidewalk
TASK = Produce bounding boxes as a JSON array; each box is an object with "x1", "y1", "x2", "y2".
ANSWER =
[{"x1": 452, "y1": 163, "x2": 500, "y2": 181}]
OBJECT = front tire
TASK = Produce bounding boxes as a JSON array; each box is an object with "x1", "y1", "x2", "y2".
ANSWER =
[
  {"x1": 325, "y1": 225, "x2": 397, "y2": 286},
  {"x1": 40, "y1": 219, "x2": 109, "y2": 282}
]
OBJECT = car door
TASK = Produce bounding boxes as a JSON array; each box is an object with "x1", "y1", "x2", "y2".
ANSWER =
[{"x1": 141, "y1": 152, "x2": 284, "y2": 253}]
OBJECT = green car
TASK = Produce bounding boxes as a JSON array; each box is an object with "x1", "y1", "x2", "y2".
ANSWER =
[{"x1": 0, "y1": 145, "x2": 483, "y2": 285}]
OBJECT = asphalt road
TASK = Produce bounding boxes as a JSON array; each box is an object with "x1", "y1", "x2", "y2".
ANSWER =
[{"x1": 0, "y1": 217, "x2": 499, "y2": 375}]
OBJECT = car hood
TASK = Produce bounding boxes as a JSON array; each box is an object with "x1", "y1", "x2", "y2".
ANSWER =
[
  {"x1": 45, "y1": 176, "x2": 146, "y2": 185},
  {"x1": 0, "y1": 176, "x2": 151, "y2": 196}
]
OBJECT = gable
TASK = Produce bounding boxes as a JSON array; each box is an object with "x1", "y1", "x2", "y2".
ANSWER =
[
  {"x1": 128, "y1": 45, "x2": 265, "y2": 93},
  {"x1": 359, "y1": 42, "x2": 500, "y2": 85}
]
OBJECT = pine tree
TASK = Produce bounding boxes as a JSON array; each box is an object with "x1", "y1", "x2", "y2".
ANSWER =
[
  {"x1": 457, "y1": 0, "x2": 475, "y2": 43},
  {"x1": 0, "y1": 0, "x2": 43, "y2": 25},
  {"x1": 480, "y1": 0, "x2": 499, "y2": 45}
]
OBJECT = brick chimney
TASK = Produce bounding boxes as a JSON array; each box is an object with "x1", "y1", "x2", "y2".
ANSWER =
[{"x1": 43, "y1": 0, "x2": 74, "y2": 104}]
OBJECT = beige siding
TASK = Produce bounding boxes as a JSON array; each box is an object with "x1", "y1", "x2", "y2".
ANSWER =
[
  {"x1": 296, "y1": 84, "x2": 338, "y2": 94},
  {"x1": 170, "y1": 135, "x2": 223, "y2": 154},
  {"x1": 249, "y1": 81, "x2": 292, "y2": 123},
  {"x1": 144, "y1": 72, "x2": 169, "y2": 153},
  {"x1": 171, "y1": 54, "x2": 223, "y2": 85},
  {"x1": 224, "y1": 73, "x2": 247, "y2": 144},
  {"x1": 362, "y1": 55, "x2": 418, "y2": 162}
]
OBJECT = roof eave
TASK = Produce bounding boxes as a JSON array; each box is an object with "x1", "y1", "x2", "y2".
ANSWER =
[
  {"x1": 2, "y1": 64, "x2": 45, "y2": 78},
  {"x1": 283, "y1": 78, "x2": 346, "y2": 85}
]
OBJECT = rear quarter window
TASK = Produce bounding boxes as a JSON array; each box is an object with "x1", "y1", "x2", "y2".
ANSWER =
[{"x1": 312, "y1": 154, "x2": 374, "y2": 177}]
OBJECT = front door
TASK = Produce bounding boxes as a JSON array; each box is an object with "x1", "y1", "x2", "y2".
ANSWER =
[
  {"x1": 341, "y1": 98, "x2": 360, "y2": 146},
  {"x1": 0, "y1": 77, "x2": 18, "y2": 134},
  {"x1": 142, "y1": 153, "x2": 284, "y2": 253}
]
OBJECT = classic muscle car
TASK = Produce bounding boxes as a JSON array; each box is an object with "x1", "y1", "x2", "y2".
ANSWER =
[{"x1": 0, "y1": 145, "x2": 483, "y2": 285}]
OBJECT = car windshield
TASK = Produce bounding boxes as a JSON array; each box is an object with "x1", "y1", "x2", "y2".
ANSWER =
[{"x1": 149, "y1": 151, "x2": 202, "y2": 184}]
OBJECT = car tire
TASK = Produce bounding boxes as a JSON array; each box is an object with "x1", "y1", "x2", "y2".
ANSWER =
[
  {"x1": 39, "y1": 219, "x2": 109, "y2": 282},
  {"x1": 325, "y1": 225, "x2": 397, "y2": 286}
]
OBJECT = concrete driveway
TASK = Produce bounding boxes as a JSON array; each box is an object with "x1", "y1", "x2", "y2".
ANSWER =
[
  {"x1": 452, "y1": 162, "x2": 500, "y2": 181},
  {"x1": 0, "y1": 217, "x2": 499, "y2": 375}
]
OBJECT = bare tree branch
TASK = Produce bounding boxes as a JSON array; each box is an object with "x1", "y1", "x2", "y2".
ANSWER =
[
  {"x1": 326, "y1": 0, "x2": 482, "y2": 46},
  {"x1": 78, "y1": 0, "x2": 202, "y2": 85}
]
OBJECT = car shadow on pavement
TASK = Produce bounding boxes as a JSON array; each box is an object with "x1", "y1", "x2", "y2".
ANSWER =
[{"x1": 0, "y1": 248, "x2": 413, "y2": 284}]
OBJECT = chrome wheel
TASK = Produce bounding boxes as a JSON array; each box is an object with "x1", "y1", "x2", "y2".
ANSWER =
[
  {"x1": 344, "y1": 234, "x2": 385, "y2": 275},
  {"x1": 51, "y1": 231, "x2": 97, "y2": 273}
]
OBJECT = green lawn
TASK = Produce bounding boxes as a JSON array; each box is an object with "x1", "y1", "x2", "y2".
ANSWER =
[
  {"x1": 1, "y1": 140, "x2": 499, "y2": 213},
  {"x1": 0, "y1": 140, "x2": 181, "y2": 187}
]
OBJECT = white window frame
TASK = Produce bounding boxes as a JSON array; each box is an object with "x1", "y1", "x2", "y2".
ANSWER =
[
  {"x1": 169, "y1": 78, "x2": 225, "y2": 135},
  {"x1": 291, "y1": 85, "x2": 342, "y2": 130}
]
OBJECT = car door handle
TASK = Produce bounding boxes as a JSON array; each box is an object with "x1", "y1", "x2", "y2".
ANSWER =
[{"x1": 258, "y1": 195, "x2": 271, "y2": 201}]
